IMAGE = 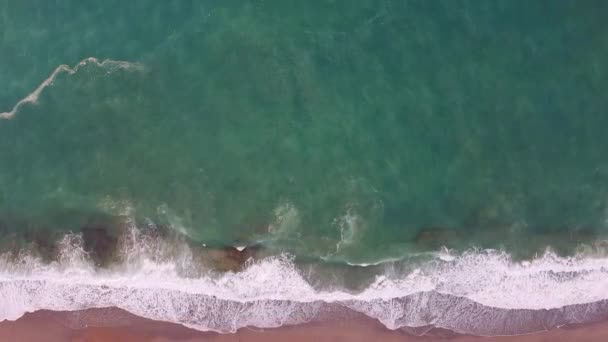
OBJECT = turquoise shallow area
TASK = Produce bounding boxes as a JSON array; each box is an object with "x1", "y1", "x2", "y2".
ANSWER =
[{"x1": 1, "y1": 1, "x2": 608, "y2": 262}]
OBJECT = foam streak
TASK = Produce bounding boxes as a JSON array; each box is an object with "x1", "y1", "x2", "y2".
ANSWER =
[{"x1": 0, "y1": 57, "x2": 142, "y2": 119}]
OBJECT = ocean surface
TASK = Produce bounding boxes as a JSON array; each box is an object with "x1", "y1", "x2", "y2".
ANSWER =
[{"x1": 2, "y1": 0, "x2": 608, "y2": 336}]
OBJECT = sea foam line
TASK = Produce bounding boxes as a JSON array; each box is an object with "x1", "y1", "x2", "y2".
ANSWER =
[
  {"x1": 2, "y1": 254, "x2": 608, "y2": 336},
  {"x1": 0, "y1": 57, "x2": 143, "y2": 119},
  {"x1": 2, "y1": 230, "x2": 608, "y2": 335}
]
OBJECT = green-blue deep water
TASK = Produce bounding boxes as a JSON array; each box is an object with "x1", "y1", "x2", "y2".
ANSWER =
[{"x1": 1, "y1": 0, "x2": 608, "y2": 262}]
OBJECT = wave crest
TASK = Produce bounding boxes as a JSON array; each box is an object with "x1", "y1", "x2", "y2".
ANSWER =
[{"x1": 1, "y1": 228, "x2": 608, "y2": 335}]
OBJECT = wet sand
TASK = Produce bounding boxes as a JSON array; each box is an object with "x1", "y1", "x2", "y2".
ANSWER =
[{"x1": 1, "y1": 308, "x2": 607, "y2": 342}]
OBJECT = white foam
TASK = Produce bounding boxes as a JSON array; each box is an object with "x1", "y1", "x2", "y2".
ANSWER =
[
  {"x1": 333, "y1": 208, "x2": 361, "y2": 252},
  {"x1": 0, "y1": 57, "x2": 143, "y2": 119},
  {"x1": 1, "y1": 231, "x2": 608, "y2": 334},
  {"x1": 267, "y1": 201, "x2": 301, "y2": 238}
]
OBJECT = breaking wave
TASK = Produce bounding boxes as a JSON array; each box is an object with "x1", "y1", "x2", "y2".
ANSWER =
[{"x1": 1, "y1": 227, "x2": 608, "y2": 336}]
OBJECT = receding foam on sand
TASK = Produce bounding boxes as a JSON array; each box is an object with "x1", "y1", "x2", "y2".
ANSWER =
[
  {"x1": 0, "y1": 57, "x2": 143, "y2": 119},
  {"x1": 5, "y1": 307, "x2": 608, "y2": 342},
  {"x1": 1, "y1": 228, "x2": 608, "y2": 336}
]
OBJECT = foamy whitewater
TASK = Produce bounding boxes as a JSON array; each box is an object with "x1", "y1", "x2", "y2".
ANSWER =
[{"x1": 1, "y1": 228, "x2": 608, "y2": 336}]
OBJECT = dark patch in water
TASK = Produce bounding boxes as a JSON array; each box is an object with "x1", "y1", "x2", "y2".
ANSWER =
[
  {"x1": 81, "y1": 224, "x2": 119, "y2": 267},
  {"x1": 415, "y1": 226, "x2": 461, "y2": 249},
  {"x1": 205, "y1": 245, "x2": 262, "y2": 272}
]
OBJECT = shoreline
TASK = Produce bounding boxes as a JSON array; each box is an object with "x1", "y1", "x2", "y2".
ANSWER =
[
  {"x1": 2, "y1": 227, "x2": 608, "y2": 338},
  {"x1": 2, "y1": 308, "x2": 608, "y2": 341}
]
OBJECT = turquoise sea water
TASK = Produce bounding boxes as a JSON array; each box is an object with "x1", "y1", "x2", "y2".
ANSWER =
[
  {"x1": 2, "y1": 1, "x2": 608, "y2": 262},
  {"x1": 2, "y1": 1, "x2": 608, "y2": 261},
  {"x1": 3, "y1": 0, "x2": 608, "y2": 335}
]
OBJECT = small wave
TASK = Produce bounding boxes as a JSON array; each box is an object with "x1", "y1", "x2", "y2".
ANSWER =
[
  {"x1": 321, "y1": 255, "x2": 405, "y2": 267},
  {"x1": 0, "y1": 57, "x2": 143, "y2": 119},
  {"x1": 1, "y1": 228, "x2": 608, "y2": 335}
]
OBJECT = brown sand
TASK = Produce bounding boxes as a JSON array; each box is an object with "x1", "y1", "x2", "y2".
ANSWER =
[{"x1": 1, "y1": 308, "x2": 607, "y2": 342}]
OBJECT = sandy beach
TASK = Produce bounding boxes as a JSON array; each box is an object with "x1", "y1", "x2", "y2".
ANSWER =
[{"x1": 1, "y1": 308, "x2": 607, "y2": 342}]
